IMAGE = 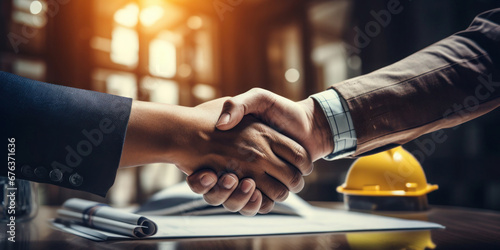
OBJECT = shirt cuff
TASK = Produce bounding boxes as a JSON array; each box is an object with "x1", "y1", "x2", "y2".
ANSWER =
[{"x1": 310, "y1": 89, "x2": 357, "y2": 160}]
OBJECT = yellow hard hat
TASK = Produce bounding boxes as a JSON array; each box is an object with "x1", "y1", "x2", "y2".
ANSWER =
[{"x1": 337, "y1": 146, "x2": 438, "y2": 196}]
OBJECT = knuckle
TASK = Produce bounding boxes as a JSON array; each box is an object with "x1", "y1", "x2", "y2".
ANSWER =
[
  {"x1": 246, "y1": 147, "x2": 266, "y2": 163},
  {"x1": 249, "y1": 87, "x2": 264, "y2": 95},
  {"x1": 186, "y1": 177, "x2": 204, "y2": 194},
  {"x1": 223, "y1": 99, "x2": 236, "y2": 110},
  {"x1": 249, "y1": 88, "x2": 272, "y2": 104},
  {"x1": 274, "y1": 187, "x2": 289, "y2": 202},
  {"x1": 293, "y1": 144, "x2": 312, "y2": 174},
  {"x1": 294, "y1": 151, "x2": 307, "y2": 166},
  {"x1": 294, "y1": 147, "x2": 306, "y2": 167},
  {"x1": 304, "y1": 162, "x2": 314, "y2": 176},
  {"x1": 259, "y1": 199, "x2": 275, "y2": 214},
  {"x1": 254, "y1": 124, "x2": 270, "y2": 137},
  {"x1": 289, "y1": 170, "x2": 303, "y2": 190}
]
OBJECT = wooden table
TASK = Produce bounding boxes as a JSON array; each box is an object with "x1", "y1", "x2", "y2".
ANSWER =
[{"x1": 1, "y1": 202, "x2": 499, "y2": 249}]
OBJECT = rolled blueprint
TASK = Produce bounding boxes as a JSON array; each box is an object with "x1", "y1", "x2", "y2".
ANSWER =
[{"x1": 56, "y1": 198, "x2": 157, "y2": 238}]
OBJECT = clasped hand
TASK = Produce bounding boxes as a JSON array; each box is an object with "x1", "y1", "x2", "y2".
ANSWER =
[{"x1": 186, "y1": 89, "x2": 333, "y2": 216}]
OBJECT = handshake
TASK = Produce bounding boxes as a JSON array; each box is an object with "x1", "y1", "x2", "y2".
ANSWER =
[{"x1": 120, "y1": 88, "x2": 335, "y2": 216}]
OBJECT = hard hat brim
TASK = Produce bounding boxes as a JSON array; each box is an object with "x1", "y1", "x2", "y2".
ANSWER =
[{"x1": 337, "y1": 184, "x2": 438, "y2": 197}]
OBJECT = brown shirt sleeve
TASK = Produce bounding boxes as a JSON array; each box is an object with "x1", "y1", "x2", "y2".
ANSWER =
[{"x1": 331, "y1": 8, "x2": 500, "y2": 156}]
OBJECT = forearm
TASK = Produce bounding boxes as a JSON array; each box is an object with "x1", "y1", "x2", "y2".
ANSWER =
[{"x1": 119, "y1": 100, "x2": 194, "y2": 168}]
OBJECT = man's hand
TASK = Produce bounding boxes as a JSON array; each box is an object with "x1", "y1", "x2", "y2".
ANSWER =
[
  {"x1": 187, "y1": 89, "x2": 334, "y2": 215},
  {"x1": 120, "y1": 97, "x2": 313, "y2": 215},
  {"x1": 216, "y1": 88, "x2": 333, "y2": 160},
  {"x1": 187, "y1": 169, "x2": 264, "y2": 216},
  {"x1": 181, "y1": 98, "x2": 313, "y2": 210}
]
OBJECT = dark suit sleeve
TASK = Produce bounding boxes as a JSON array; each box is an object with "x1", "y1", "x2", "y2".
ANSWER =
[
  {"x1": 0, "y1": 72, "x2": 132, "y2": 197},
  {"x1": 331, "y1": 8, "x2": 500, "y2": 156}
]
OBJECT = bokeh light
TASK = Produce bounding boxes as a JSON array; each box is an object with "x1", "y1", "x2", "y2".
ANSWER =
[
  {"x1": 187, "y1": 16, "x2": 203, "y2": 30},
  {"x1": 285, "y1": 68, "x2": 300, "y2": 83},
  {"x1": 29, "y1": 1, "x2": 43, "y2": 15},
  {"x1": 140, "y1": 5, "x2": 164, "y2": 27},
  {"x1": 113, "y1": 3, "x2": 139, "y2": 27}
]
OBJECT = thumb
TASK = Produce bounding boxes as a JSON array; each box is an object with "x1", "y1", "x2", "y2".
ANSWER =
[{"x1": 216, "y1": 88, "x2": 272, "y2": 130}]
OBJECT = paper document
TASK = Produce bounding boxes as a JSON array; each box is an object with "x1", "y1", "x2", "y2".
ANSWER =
[{"x1": 52, "y1": 182, "x2": 444, "y2": 241}]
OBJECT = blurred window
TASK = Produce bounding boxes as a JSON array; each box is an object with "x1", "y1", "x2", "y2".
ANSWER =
[
  {"x1": 308, "y1": 0, "x2": 357, "y2": 89},
  {"x1": 267, "y1": 22, "x2": 304, "y2": 101},
  {"x1": 111, "y1": 27, "x2": 139, "y2": 67},
  {"x1": 141, "y1": 76, "x2": 179, "y2": 104},
  {"x1": 89, "y1": 1, "x2": 219, "y2": 205},
  {"x1": 4, "y1": 0, "x2": 48, "y2": 78},
  {"x1": 149, "y1": 39, "x2": 176, "y2": 78}
]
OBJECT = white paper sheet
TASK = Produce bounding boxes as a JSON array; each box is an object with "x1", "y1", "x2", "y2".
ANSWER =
[
  {"x1": 52, "y1": 182, "x2": 443, "y2": 241},
  {"x1": 53, "y1": 205, "x2": 443, "y2": 241}
]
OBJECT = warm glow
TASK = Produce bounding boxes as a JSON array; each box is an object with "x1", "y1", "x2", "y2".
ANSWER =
[
  {"x1": 140, "y1": 5, "x2": 164, "y2": 27},
  {"x1": 114, "y1": 4, "x2": 139, "y2": 27},
  {"x1": 106, "y1": 74, "x2": 137, "y2": 99},
  {"x1": 193, "y1": 84, "x2": 216, "y2": 101},
  {"x1": 285, "y1": 68, "x2": 300, "y2": 83},
  {"x1": 178, "y1": 64, "x2": 192, "y2": 78},
  {"x1": 13, "y1": 58, "x2": 46, "y2": 80},
  {"x1": 90, "y1": 36, "x2": 111, "y2": 52},
  {"x1": 187, "y1": 16, "x2": 203, "y2": 30},
  {"x1": 13, "y1": 11, "x2": 46, "y2": 28},
  {"x1": 111, "y1": 27, "x2": 139, "y2": 67},
  {"x1": 149, "y1": 39, "x2": 176, "y2": 78},
  {"x1": 142, "y1": 77, "x2": 179, "y2": 104},
  {"x1": 30, "y1": 1, "x2": 43, "y2": 15}
]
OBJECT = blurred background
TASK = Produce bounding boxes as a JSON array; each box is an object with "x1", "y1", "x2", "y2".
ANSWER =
[{"x1": 1, "y1": 0, "x2": 499, "y2": 210}]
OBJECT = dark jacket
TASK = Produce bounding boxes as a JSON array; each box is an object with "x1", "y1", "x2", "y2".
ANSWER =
[{"x1": 1, "y1": 72, "x2": 132, "y2": 197}]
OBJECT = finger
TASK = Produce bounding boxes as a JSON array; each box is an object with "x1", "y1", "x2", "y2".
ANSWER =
[
  {"x1": 186, "y1": 169, "x2": 218, "y2": 195},
  {"x1": 216, "y1": 88, "x2": 273, "y2": 130},
  {"x1": 259, "y1": 194, "x2": 275, "y2": 214},
  {"x1": 261, "y1": 156, "x2": 305, "y2": 194},
  {"x1": 239, "y1": 189, "x2": 263, "y2": 216},
  {"x1": 203, "y1": 173, "x2": 238, "y2": 206},
  {"x1": 253, "y1": 130, "x2": 307, "y2": 193},
  {"x1": 253, "y1": 173, "x2": 290, "y2": 202},
  {"x1": 222, "y1": 178, "x2": 256, "y2": 212},
  {"x1": 270, "y1": 132, "x2": 314, "y2": 176}
]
